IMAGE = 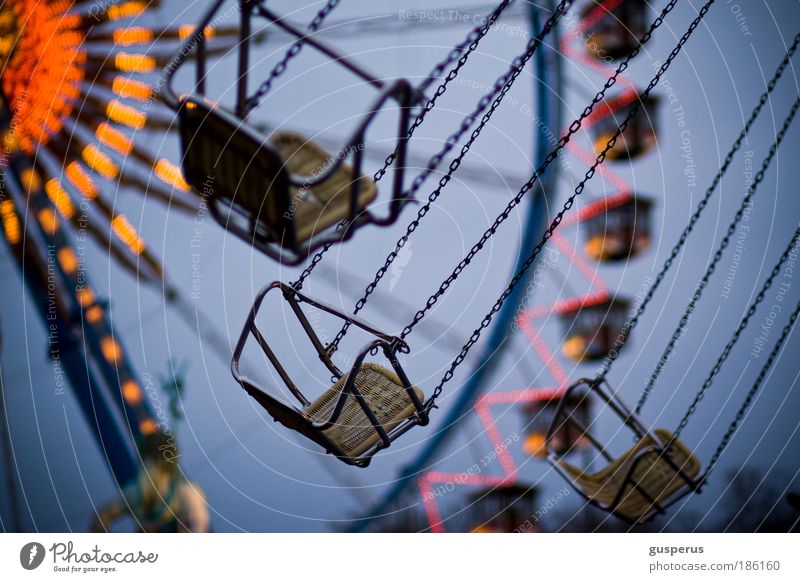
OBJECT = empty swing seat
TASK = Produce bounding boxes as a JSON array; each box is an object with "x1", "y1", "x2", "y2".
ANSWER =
[
  {"x1": 558, "y1": 428, "x2": 701, "y2": 523},
  {"x1": 232, "y1": 282, "x2": 429, "y2": 467},
  {"x1": 178, "y1": 97, "x2": 377, "y2": 253},
  {"x1": 305, "y1": 363, "x2": 424, "y2": 459},
  {"x1": 271, "y1": 132, "x2": 378, "y2": 243}
]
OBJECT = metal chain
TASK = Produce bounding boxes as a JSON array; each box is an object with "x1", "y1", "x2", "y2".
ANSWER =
[
  {"x1": 636, "y1": 95, "x2": 800, "y2": 414},
  {"x1": 598, "y1": 31, "x2": 800, "y2": 384},
  {"x1": 415, "y1": 1, "x2": 512, "y2": 98},
  {"x1": 402, "y1": 0, "x2": 691, "y2": 338},
  {"x1": 427, "y1": 0, "x2": 716, "y2": 406},
  {"x1": 372, "y1": 0, "x2": 515, "y2": 185},
  {"x1": 243, "y1": 0, "x2": 342, "y2": 116},
  {"x1": 292, "y1": 0, "x2": 515, "y2": 290},
  {"x1": 669, "y1": 226, "x2": 800, "y2": 448},
  {"x1": 322, "y1": 0, "x2": 573, "y2": 351},
  {"x1": 704, "y1": 293, "x2": 800, "y2": 476}
]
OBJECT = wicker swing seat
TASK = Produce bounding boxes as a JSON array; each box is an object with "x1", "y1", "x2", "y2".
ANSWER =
[
  {"x1": 304, "y1": 363, "x2": 424, "y2": 458},
  {"x1": 232, "y1": 282, "x2": 429, "y2": 466},
  {"x1": 558, "y1": 428, "x2": 701, "y2": 523},
  {"x1": 270, "y1": 132, "x2": 378, "y2": 244}
]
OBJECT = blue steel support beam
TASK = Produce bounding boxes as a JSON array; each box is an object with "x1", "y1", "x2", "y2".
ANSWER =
[
  {"x1": 350, "y1": 1, "x2": 564, "y2": 531},
  {"x1": 0, "y1": 93, "x2": 157, "y2": 485}
]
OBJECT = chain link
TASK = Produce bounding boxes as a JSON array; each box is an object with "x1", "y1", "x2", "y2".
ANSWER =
[
  {"x1": 636, "y1": 95, "x2": 800, "y2": 414},
  {"x1": 292, "y1": 0, "x2": 515, "y2": 290},
  {"x1": 372, "y1": 0, "x2": 514, "y2": 185},
  {"x1": 426, "y1": 0, "x2": 715, "y2": 405},
  {"x1": 243, "y1": 0, "x2": 342, "y2": 116},
  {"x1": 598, "y1": 31, "x2": 800, "y2": 385},
  {"x1": 322, "y1": 0, "x2": 573, "y2": 351},
  {"x1": 705, "y1": 293, "x2": 800, "y2": 476},
  {"x1": 668, "y1": 226, "x2": 800, "y2": 451}
]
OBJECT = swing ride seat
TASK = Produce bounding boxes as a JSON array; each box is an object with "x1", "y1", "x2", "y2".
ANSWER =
[
  {"x1": 547, "y1": 378, "x2": 704, "y2": 524},
  {"x1": 232, "y1": 282, "x2": 429, "y2": 467},
  {"x1": 164, "y1": 0, "x2": 419, "y2": 265},
  {"x1": 304, "y1": 363, "x2": 425, "y2": 459},
  {"x1": 177, "y1": 97, "x2": 378, "y2": 251},
  {"x1": 557, "y1": 428, "x2": 702, "y2": 523}
]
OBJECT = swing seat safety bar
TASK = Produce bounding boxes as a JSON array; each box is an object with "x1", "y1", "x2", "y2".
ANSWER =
[
  {"x1": 162, "y1": 0, "x2": 421, "y2": 265},
  {"x1": 546, "y1": 378, "x2": 703, "y2": 523},
  {"x1": 232, "y1": 282, "x2": 429, "y2": 467}
]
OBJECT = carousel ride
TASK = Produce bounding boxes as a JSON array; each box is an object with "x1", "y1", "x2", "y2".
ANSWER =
[{"x1": 1, "y1": 0, "x2": 798, "y2": 533}]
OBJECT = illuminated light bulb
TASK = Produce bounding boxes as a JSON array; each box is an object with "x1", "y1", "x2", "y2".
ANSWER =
[
  {"x1": 66, "y1": 162, "x2": 98, "y2": 199},
  {"x1": 593, "y1": 133, "x2": 616, "y2": 157},
  {"x1": 1, "y1": 130, "x2": 19, "y2": 152},
  {"x1": 60, "y1": 14, "x2": 82, "y2": 29},
  {"x1": 76, "y1": 287, "x2": 95, "y2": 308},
  {"x1": 38, "y1": 208, "x2": 60, "y2": 234},
  {"x1": 113, "y1": 27, "x2": 154, "y2": 46},
  {"x1": 100, "y1": 336, "x2": 122, "y2": 363},
  {"x1": 584, "y1": 236, "x2": 605, "y2": 261},
  {"x1": 178, "y1": 24, "x2": 216, "y2": 40},
  {"x1": 58, "y1": 31, "x2": 82, "y2": 47},
  {"x1": 82, "y1": 144, "x2": 119, "y2": 180},
  {"x1": 114, "y1": 51, "x2": 155, "y2": 73},
  {"x1": 95, "y1": 122, "x2": 133, "y2": 156},
  {"x1": 154, "y1": 158, "x2": 189, "y2": 191},
  {"x1": 0, "y1": 200, "x2": 21, "y2": 245},
  {"x1": 20, "y1": 168, "x2": 42, "y2": 193},
  {"x1": 139, "y1": 418, "x2": 158, "y2": 436},
  {"x1": 522, "y1": 432, "x2": 547, "y2": 458},
  {"x1": 111, "y1": 214, "x2": 146, "y2": 255},
  {"x1": 86, "y1": 305, "x2": 104, "y2": 324},
  {"x1": 57, "y1": 247, "x2": 79, "y2": 274},
  {"x1": 111, "y1": 76, "x2": 153, "y2": 101},
  {"x1": 561, "y1": 336, "x2": 587, "y2": 362},
  {"x1": 121, "y1": 380, "x2": 143, "y2": 405},
  {"x1": 0, "y1": 37, "x2": 14, "y2": 55},
  {"x1": 106, "y1": 100, "x2": 146, "y2": 129},
  {"x1": 107, "y1": 1, "x2": 147, "y2": 21},
  {"x1": 45, "y1": 179, "x2": 77, "y2": 219}
]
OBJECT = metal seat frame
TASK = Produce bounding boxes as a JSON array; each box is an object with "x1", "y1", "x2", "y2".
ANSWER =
[
  {"x1": 163, "y1": 0, "x2": 419, "y2": 265},
  {"x1": 232, "y1": 281, "x2": 429, "y2": 467},
  {"x1": 546, "y1": 377, "x2": 704, "y2": 523}
]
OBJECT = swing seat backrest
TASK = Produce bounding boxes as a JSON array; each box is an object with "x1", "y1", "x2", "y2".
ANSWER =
[
  {"x1": 559, "y1": 428, "x2": 701, "y2": 523},
  {"x1": 304, "y1": 363, "x2": 424, "y2": 459},
  {"x1": 178, "y1": 96, "x2": 292, "y2": 241}
]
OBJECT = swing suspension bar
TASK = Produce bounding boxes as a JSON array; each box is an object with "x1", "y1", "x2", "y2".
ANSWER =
[
  {"x1": 596, "y1": 30, "x2": 800, "y2": 384},
  {"x1": 636, "y1": 94, "x2": 800, "y2": 414},
  {"x1": 292, "y1": 0, "x2": 517, "y2": 289},
  {"x1": 425, "y1": 0, "x2": 716, "y2": 407}
]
